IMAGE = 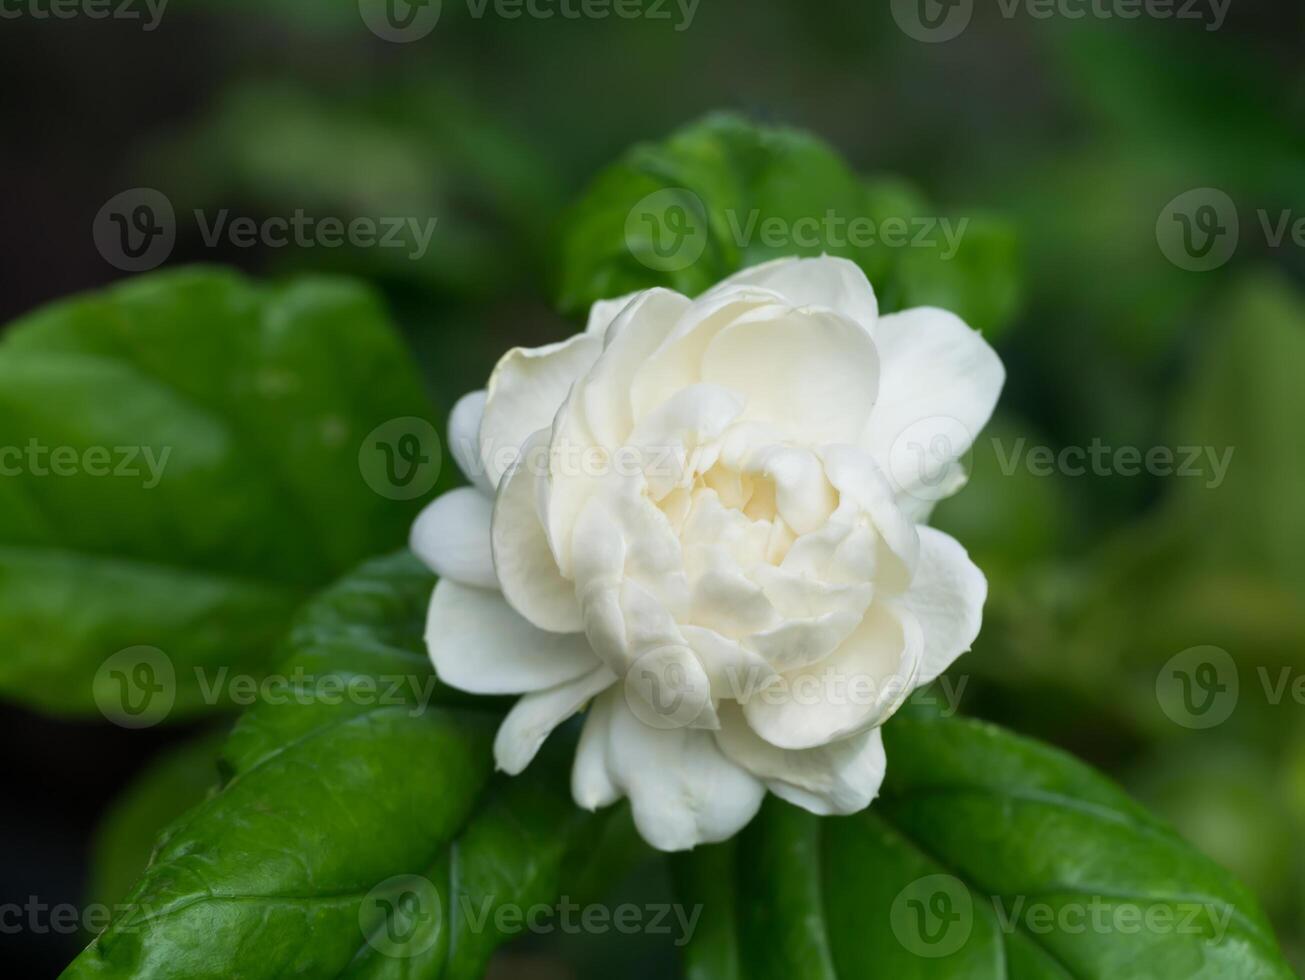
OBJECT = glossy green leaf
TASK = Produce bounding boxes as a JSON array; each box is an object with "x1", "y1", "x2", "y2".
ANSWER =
[
  {"x1": 676, "y1": 713, "x2": 1293, "y2": 978},
  {"x1": 64, "y1": 551, "x2": 609, "y2": 980},
  {"x1": 0, "y1": 268, "x2": 438, "y2": 717},
  {"x1": 556, "y1": 114, "x2": 1021, "y2": 335}
]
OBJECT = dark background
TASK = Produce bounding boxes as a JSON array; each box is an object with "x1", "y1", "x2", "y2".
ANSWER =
[{"x1": 3, "y1": 0, "x2": 1304, "y2": 975}]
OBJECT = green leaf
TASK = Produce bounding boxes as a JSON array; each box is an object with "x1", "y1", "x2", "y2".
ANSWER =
[
  {"x1": 675, "y1": 713, "x2": 1294, "y2": 978},
  {"x1": 0, "y1": 268, "x2": 439, "y2": 717},
  {"x1": 670, "y1": 841, "x2": 742, "y2": 980},
  {"x1": 556, "y1": 114, "x2": 1021, "y2": 335},
  {"x1": 85, "y1": 731, "x2": 227, "y2": 914},
  {"x1": 64, "y1": 551, "x2": 610, "y2": 980}
]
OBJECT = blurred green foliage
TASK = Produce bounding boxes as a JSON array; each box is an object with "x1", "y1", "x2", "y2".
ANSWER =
[{"x1": 10, "y1": 0, "x2": 1303, "y2": 972}]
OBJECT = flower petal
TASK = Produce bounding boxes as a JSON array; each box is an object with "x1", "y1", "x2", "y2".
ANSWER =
[
  {"x1": 681, "y1": 625, "x2": 779, "y2": 699},
  {"x1": 630, "y1": 289, "x2": 783, "y2": 421},
  {"x1": 715, "y1": 702, "x2": 887, "y2": 816},
  {"x1": 742, "y1": 604, "x2": 922, "y2": 750},
  {"x1": 581, "y1": 288, "x2": 691, "y2": 447},
  {"x1": 494, "y1": 666, "x2": 617, "y2": 775},
  {"x1": 743, "y1": 608, "x2": 865, "y2": 674},
  {"x1": 571, "y1": 689, "x2": 765, "y2": 851},
  {"x1": 626, "y1": 383, "x2": 743, "y2": 499},
  {"x1": 447, "y1": 389, "x2": 491, "y2": 493},
  {"x1": 491, "y1": 429, "x2": 584, "y2": 633},
  {"x1": 743, "y1": 445, "x2": 838, "y2": 536},
  {"x1": 586, "y1": 292, "x2": 641, "y2": 336},
  {"x1": 821, "y1": 444, "x2": 921, "y2": 588},
  {"x1": 689, "y1": 568, "x2": 779, "y2": 638},
  {"x1": 425, "y1": 579, "x2": 599, "y2": 694},
  {"x1": 572, "y1": 687, "x2": 620, "y2": 809},
  {"x1": 480, "y1": 332, "x2": 602, "y2": 487},
  {"x1": 706, "y1": 255, "x2": 879, "y2": 329},
  {"x1": 751, "y1": 564, "x2": 874, "y2": 621},
  {"x1": 701, "y1": 306, "x2": 879, "y2": 445},
  {"x1": 861, "y1": 307, "x2": 1004, "y2": 507},
  {"x1": 409, "y1": 487, "x2": 496, "y2": 589},
  {"x1": 889, "y1": 526, "x2": 986, "y2": 687}
]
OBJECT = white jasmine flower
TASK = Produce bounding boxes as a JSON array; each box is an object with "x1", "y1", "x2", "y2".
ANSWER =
[{"x1": 411, "y1": 256, "x2": 1003, "y2": 851}]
